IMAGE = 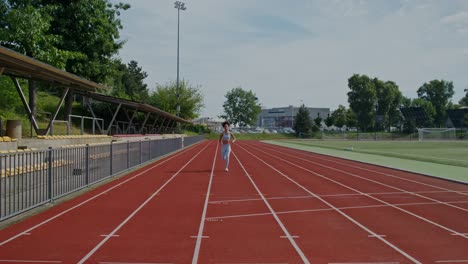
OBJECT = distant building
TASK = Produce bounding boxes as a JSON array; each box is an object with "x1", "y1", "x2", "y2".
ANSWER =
[
  {"x1": 256, "y1": 106, "x2": 330, "y2": 129},
  {"x1": 193, "y1": 117, "x2": 225, "y2": 131}
]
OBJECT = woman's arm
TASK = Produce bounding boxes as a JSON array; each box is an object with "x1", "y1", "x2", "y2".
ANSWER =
[{"x1": 230, "y1": 132, "x2": 237, "y2": 143}]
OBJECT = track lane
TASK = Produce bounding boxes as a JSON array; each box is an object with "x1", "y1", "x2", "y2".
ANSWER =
[
  {"x1": 241, "y1": 141, "x2": 468, "y2": 263},
  {"x1": 233, "y1": 143, "x2": 414, "y2": 263},
  {"x1": 254, "y1": 141, "x2": 468, "y2": 233},
  {"x1": 196, "y1": 143, "x2": 307, "y2": 263},
  {"x1": 82, "y1": 142, "x2": 216, "y2": 264},
  {"x1": 0, "y1": 142, "x2": 209, "y2": 263}
]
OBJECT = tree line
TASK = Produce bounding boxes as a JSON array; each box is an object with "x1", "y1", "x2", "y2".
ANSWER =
[
  {"x1": 0, "y1": 0, "x2": 203, "y2": 121},
  {"x1": 294, "y1": 74, "x2": 467, "y2": 136}
]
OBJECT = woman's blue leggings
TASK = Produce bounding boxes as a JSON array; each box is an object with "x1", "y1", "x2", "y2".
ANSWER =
[{"x1": 221, "y1": 143, "x2": 231, "y2": 168}]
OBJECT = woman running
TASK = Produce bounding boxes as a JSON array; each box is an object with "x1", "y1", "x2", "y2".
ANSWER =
[{"x1": 219, "y1": 121, "x2": 237, "y2": 172}]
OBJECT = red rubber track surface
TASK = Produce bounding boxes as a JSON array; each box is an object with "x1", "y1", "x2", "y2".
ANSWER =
[{"x1": 0, "y1": 140, "x2": 466, "y2": 264}]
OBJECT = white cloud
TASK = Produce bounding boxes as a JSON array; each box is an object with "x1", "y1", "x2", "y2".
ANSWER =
[
  {"x1": 113, "y1": 0, "x2": 468, "y2": 117},
  {"x1": 441, "y1": 11, "x2": 468, "y2": 24}
]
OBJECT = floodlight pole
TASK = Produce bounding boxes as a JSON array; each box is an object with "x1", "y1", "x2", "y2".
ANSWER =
[{"x1": 175, "y1": 1, "x2": 186, "y2": 119}]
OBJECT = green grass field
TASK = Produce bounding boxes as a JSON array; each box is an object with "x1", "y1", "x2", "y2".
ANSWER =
[
  {"x1": 266, "y1": 139, "x2": 468, "y2": 183},
  {"x1": 280, "y1": 139, "x2": 468, "y2": 168}
]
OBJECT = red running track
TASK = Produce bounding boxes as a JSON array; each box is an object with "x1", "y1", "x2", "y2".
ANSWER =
[{"x1": 0, "y1": 140, "x2": 467, "y2": 263}]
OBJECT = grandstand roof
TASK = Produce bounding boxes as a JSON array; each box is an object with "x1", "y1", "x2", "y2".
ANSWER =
[
  {"x1": 76, "y1": 90, "x2": 191, "y2": 124},
  {"x1": 0, "y1": 46, "x2": 108, "y2": 92}
]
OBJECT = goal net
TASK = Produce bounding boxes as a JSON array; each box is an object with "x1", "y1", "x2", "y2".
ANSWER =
[{"x1": 417, "y1": 128, "x2": 456, "y2": 141}]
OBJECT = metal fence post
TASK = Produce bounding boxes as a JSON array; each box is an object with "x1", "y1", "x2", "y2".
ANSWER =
[
  {"x1": 127, "y1": 141, "x2": 130, "y2": 169},
  {"x1": 110, "y1": 141, "x2": 113, "y2": 176},
  {"x1": 48, "y1": 147, "x2": 53, "y2": 201},
  {"x1": 85, "y1": 144, "x2": 90, "y2": 186},
  {"x1": 139, "y1": 140, "x2": 142, "y2": 165}
]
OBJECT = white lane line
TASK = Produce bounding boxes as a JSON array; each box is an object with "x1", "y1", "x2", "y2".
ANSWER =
[
  {"x1": 206, "y1": 200, "x2": 468, "y2": 221},
  {"x1": 78, "y1": 143, "x2": 211, "y2": 264},
  {"x1": 435, "y1": 261, "x2": 468, "y2": 263},
  {"x1": 451, "y1": 233, "x2": 468, "y2": 236},
  {"x1": 329, "y1": 262, "x2": 399, "y2": 264},
  {"x1": 246, "y1": 144, "x2": 468, "y2": 239},
  {"x1": 100, "y1": 234, "x2": 120, "y2": 237},
  {"x1": 208, "y1": 190, "x2": 468, "y2": 204},
  {"x1": 215, "y1": 263, "x2": 288, "y2": 264},
  {"x1": 0, "y1": 142, "x2": 204, "y2": 247},
  {"x1": 368, "y1": 234, "x2": 387, "y2": 238},
  {"x1": 99, "y1": 262, "x2": 173, "y2": 264},
  {"x1": 237, "y1": 143, "x2": 422, "y2": 264},
  {"x1": 261, "y1": 142, "x2": 468, "y2": 196},
  {"x1": 190, "y1": 236, "x2": 209, "y2": 239},
  {"x1": 232, "y1": 151, "x2": 311, "y2": 264},
  {"x1": 256, "y1": 143, "x2": 468, "y2": 213},
  {"x1": 0, "y1": 261, "x2": 62, "y2": 263},
  {"x1": 191, "y1": 141, "x2": 218, "y2": 264},
  {"x1": 280, "y1": 235, "x2": 299, "y2": 238}
]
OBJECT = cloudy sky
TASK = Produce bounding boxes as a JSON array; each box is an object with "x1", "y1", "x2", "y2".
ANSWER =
[{"x1": 112, "y1": 0, "x2": 468, "y2": 117}]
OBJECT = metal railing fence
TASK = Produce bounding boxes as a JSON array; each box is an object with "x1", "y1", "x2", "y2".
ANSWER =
[{"x1": 0, "y1": 135, "x2": 205, "y2": 221}]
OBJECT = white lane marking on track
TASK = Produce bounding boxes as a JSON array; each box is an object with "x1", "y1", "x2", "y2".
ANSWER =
[
  {"x1": 0, "y1": 142, "x2": 204, "y2": 247},
  {"x1": 191, "y1": 141, "x2": 218, "y2": 264},
  {"x1": 329, "y1": 262, "x2": 399, "y2": 264},
  {"x1": 209, "y1": 190, "x2": 468, "y2": 204},
  {"x1": 0, "y1": 261, "x2": 62, "y2": 263},
  {"x1": 262, "y1": 142, "x2": 468, "y2": 196},
  {"x1": 77, "y1": 143, "x2": 211, "y2": 264},
  {"x1": 368, "y1": 234, "x2": 387, "y2": 238},
  {"x1": 256, "y1": 143, "x2": 468, "y2": 212},
  {"x1": 280, "y1": 235, "x2": 299, "y2": 238},
  {"x1": 206, "y1": 200, "x2": 468, "y2": 220},
  {"x1": 100, "y1": 234, "x2": 120, "y2": 237},
  {"x1": 237, "y1": 143, "x2": 422, "y2": 264},
  {"x1": 232, "y1": 151, "x2": 311, "y2": 264},
  {"x1": 190, "y1": 236, "x2": 209, "y2": 238},
  {"x1": 435, "y1": 261, "x2": 468, "y2": 263},
  {"x1": 246, "y1": 143, "x2": 468, "y2": 239},
  {"x1": 99, "y1": 262, "x2": 173, "y2": 264},
  {"x1": 451, "y1": 233, "x2": 468, "y2": 236}
]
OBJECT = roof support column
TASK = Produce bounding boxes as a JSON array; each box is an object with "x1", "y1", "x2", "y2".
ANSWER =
[
  {"x1": 106, "y1": 103, "x2": 122, "y2": 134},
  {"x1": 45, "y1": 87, "x2": 69, "y2": 136},
  {"x1": 11, "y1": 77, "x2": 40, "y2": 135},
  {"x1": 139, "y1": 113, "x2": 151, "y2": 134}
]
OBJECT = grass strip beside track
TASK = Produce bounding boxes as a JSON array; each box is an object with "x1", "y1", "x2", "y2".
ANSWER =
[{"x1": 266, "y1": 140, "x2": 468, "y2": 184}]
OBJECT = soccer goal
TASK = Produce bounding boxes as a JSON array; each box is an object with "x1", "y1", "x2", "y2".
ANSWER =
[{"x1": 417, "y1": 128, "x2": 457, "y2": 141}]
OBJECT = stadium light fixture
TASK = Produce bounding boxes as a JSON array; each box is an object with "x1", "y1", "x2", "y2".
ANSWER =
[{"x1": 174, "y1": 1, "x2": 186, "y2": 118}]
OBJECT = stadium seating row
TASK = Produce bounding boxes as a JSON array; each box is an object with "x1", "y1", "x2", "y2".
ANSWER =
[
  {"x1": 0, "y1": 148, "x2": 39, "y2": 154},
  {"x1": 0, "y1": 159, "x2": 73, "y2": 178},
  {"x1": 0, "y1": 136, "x2": 17, "y2": 142},
  {"x1": 37, "y1": 135, "x2": 110, "y2": 140}
]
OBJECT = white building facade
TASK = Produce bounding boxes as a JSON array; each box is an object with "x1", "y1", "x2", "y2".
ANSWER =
[{"x1": 256, "y1": 106, "x2": 330, "y2": 129}]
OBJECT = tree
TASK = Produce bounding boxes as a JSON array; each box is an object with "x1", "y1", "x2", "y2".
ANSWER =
[
  {"x1": 460, "y1": 89, "x2": 468, "y2": 106},
  {"x1": 324, "y1": 113, "x2": 334, "y2": 128},
  {"x1": 345, "y1": 108, "x2": 358, "y2": 129},
  {"x1": 374, "y1": 79, "x2": 402, "y2": 131},
  {"x1": 331, "y1": 105, "x2": 347, "y2": 129},
  {"x1": 347, "y1": 74, "x2": 377, "y2": 131},
  {"x1": 221, "y1": 87, "x2": 261, "y2": 127},
  {"x1": 0, "y1": 1, "x2": 83, "y2": 115},
  {"x1": 112, "y1": 60, "x2": 149, "y2": 103},
  {"x1": 314, "y1": 113, "x2": 322, "y2": 129},
  {"x1": 46, "y1": 0, "x2": 130, "y2": 83},
  {"x1": 293, "y1": 104, "x2": 312, "y2": 137},
  {"x1": 417, "y1": 80, "x2": 454, "y2": 127},
  {"x1": 149, "y1": 80, "x2": 204, "y2": 120}
]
